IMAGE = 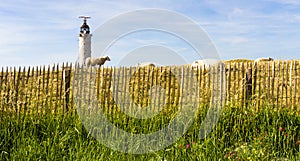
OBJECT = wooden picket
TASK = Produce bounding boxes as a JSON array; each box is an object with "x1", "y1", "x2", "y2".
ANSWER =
[
  {"x1": 0, "y1": 60, "x2": 300, "y2": 117},
  {"x1": 224, "y1": 60, "x2": 300, "y2": 110}
]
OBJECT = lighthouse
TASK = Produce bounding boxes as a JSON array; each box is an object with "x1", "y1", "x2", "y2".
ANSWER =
[{"x1": 78, "y1": 16, "x2": 92, "y2": 66}]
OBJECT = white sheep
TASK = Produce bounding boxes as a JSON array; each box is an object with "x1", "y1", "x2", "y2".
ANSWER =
[
  {"x1": 191, "y1": 59, "x2": 223, "y2": 70},
  {"x1": 254, "y1": 57, "x2": 274, "y2": 64},
  {"x1": 137, "y1": 62, "x2": 156, "y2": 68},
  {"x1": 85, "y1": 56, "x2": 111, "y2": 67}
]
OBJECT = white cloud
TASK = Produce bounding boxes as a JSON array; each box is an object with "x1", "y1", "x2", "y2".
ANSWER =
[{"x1": 228, "y1": 7, "x2": 244, "y2": 21}]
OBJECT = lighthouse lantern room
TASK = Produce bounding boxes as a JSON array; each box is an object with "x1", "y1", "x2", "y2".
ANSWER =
[{"x1": 78, "y1": 16, "x2": 92, "y2": 66}]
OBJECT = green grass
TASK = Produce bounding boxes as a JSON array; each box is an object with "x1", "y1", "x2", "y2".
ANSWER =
[
  {"x1": 0, "y1": 105, "x2": 299, "y2": 160},
  {"x1": 1, "y1": 63, "x2": 300, "y2": 160}
]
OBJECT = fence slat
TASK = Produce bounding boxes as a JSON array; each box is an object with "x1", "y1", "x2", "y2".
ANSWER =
[
  {"x1": 298, "y1": 60, "x2": 300, "y2": 111},
  {"x1": 226, "y1": 63, "x2": 231, "y2": 104},
  {"x1": 289, "y1": 61, "x2": 293, "y2": 109},
  {"x1": 262, "y1": 63, "x2": 267, "y2": 106},
  {"x1": 241, "y1": 62, "x2": 245, "y2": 107},
  {"x1": 293, "y1": 61, "x2": 297, "y2": 108},
  {"x1": 287, "y1": 61, "x2": 290, "y2": 107},
  {"x1": 0, "y1": 60, "x2": 300, "y2": 117},
  {"x1": 267, "y1": 62, "x2": 271, "y2": 104},
  {"x1": 19, "y1": 67, "x2": 26, "y2": 122},
  {"x1": 252, "y1": 63, "x2": 257, "y2": 110},
  {"x1": 0, "y1": 67, "x2": 3, "y2": 115},
  {"x1": 245, "y1": 64, "x2": 252, "y2": 107}
]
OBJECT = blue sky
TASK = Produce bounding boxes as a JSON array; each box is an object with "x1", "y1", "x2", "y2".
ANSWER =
[{"x1": 1, "y1": 0, "x2": 300, "y2": 67}]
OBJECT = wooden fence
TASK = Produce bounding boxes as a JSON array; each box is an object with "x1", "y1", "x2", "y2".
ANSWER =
[
  {"x1": 0, "y1": 60, "x2": 299, "y2": 116},
  {"x1": 0, "y1": 63, "x2": 73, "y2": 116},
  {"x1": 225, "y1": 60, "x2": 300, "y2": 110}
]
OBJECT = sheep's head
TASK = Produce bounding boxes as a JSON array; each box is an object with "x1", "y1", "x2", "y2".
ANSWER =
[{"x1": 105, "y1": 56, "x2": 111, "y2": 61}]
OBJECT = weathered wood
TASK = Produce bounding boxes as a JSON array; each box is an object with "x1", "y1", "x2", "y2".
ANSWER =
[
  {"x1": 87, "y1": 65, "x2": 93, "y2": 113},
  {"x1": 63, "y1": 63, "x2": 71, "y2": 113},
  {"x1": 57, "y1": 64, "x2": 61, "y2": 113},
  {"x1": 198, "y1": 65, "x2": 203, "y2": 103},
  {"x1": 0, "y1": 67, "x2": 3, "y2": 115},
  {"x1": 285, "y1": 61, "x2": 288, "y2": 107},
  {"x1": 0, "y1": 67, "x2": 3, "y2": 93},
  {"x1": 245, "y1": 67, "x2": 252, "y2": 107},
  {"x1": 23, "y1": 67, "x2": 31, "y2": 115},
  {"x1": 257, "y1": 63, "x2": 262, "y2": 110},
  {"x1": 276, "y1": 62, "x2": 280, "y2": 108},
  {"x1": 48, "y1": 65, "x2": 56, "y2": 114},
  {"x1": 19, "y1": 67, "x2": 26, "y2": 122},
  {"x1": 252, "y1": 63, "x2": 257, "y2": 110},
  {"x1": 4, "y1": 67, "x2": 9, "y2": 114},
  {"x1": 33, "y1": 66, "x2": 38, "y2": 115},
  {"x1": 266, "y1": 62, "x2": 273, "y2": 104},
  {"x1": 280, "y1": 62, "x2": 285, "y2": 108},
  {"x1": 271, "y1": 61, "x2": 275, "y2": 108},
  {"x1": 289, "y1": 61, "x2": 293, "y2": 109},
  {"x1": 237, "y1": 63, "x2": 241, "y2": 107},
  {"x1": 297, "y1": 60, "x2": 300, "y2": 111},
  {"x1": 227, "y1": 63, "x2": 231, "y2": 103},
  {"x1": 241, "y1": 62, "x2": 245, "y2": 107},
  {"x1": 233, "y1": 63, "x2": 237, "y2": 104},
  {"x1": 122, "y1": 67, "x2": 127, "y2": 110},
  {"x1": 252, "y1": 62, "x2": 257, "y2": 101},
  {"x1": 0, "y1": 61, "x2": 300, "y2": 117},
  {"x1": 262, "y1": 63, "x2": 267, "y2": 106},
  {"x1": 293, "y1": 61, "x2": 297, "y2": 108},
  {"x1": 186, "y1": 65, "x2": 191, "y2": 106},
  {"x1": 15, "y1": 67, "x2": 21, "y2": 117}
]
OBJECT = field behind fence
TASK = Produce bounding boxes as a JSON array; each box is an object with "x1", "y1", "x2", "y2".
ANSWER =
[{"x1": 0, "y1": 60, "x2": 300, "y2": 116}]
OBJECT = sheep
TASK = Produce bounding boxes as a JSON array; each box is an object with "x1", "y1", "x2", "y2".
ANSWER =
[
  {"x1": 85, "y1": 56, "x2": 111, "y2": 67},
  {"x1": 254, "y1": 57, "x2": 274, "y2": 64},
  {"x1": 137, "y1": 62, "x2": 156, "y2": 68},
  {"x1": 191, "y1": 59, "x2": 223, "y2": 70}
]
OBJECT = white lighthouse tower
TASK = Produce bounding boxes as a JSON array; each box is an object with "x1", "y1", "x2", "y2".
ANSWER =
[{"x1": 78, "y1": 16, "x2": 92, "y2": 66}]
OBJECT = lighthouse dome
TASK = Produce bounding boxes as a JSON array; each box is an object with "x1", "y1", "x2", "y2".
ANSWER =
[{"x1": 80, "y1": 20, "x2": 90, "y2": 34}]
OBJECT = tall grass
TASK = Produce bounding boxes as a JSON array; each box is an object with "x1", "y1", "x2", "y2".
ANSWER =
[
  {"x1": 0, "y1": 63, "x2": 300, "y2": 160},
  {"x1": 0, "y1": 104, "x2": 299, "y2": 160}
]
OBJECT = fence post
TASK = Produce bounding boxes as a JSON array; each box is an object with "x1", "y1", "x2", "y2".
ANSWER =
[
  {"x1": 63, "y1": 64, "x2": 71, "y2": 112},
  {"x1": 245, "y1": 67, "x2": 252, "y2": 107}
]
